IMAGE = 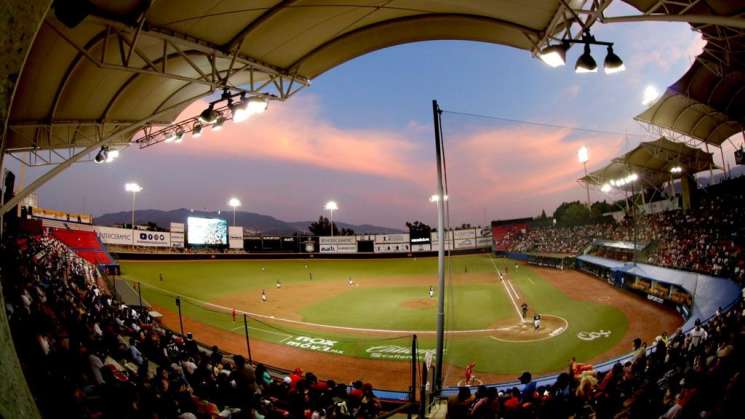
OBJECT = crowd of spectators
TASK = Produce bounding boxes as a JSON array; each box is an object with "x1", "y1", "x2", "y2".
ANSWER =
[
  {"x1": 2, "y1": 236, "x2": 382, "y2": 418},
  {"x1": 500, "y1": 177, "x2": 745, "y2": 283},
  {"x1": 447, "y1": 302, "x2": 745, "y2": 418}
]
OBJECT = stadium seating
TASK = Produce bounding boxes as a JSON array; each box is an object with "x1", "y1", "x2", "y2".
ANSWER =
[
  {"x1": 502, "y1": 176, "x2": 745, "y2": 284},
  {"x1": 51, "y1": 228, "x2": 115, "y2": 266},
  {"x1": 3, "y1": 236, "x2": 385, "y2": 419},
  {"x1": 5, "y1": 234, "x2": 744, "y2": 419}
]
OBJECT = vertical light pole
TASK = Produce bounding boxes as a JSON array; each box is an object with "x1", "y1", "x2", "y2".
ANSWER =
[
  {"x1": 578, "y1": 146, "x2": 591, "y2": 208},
  {"x1": 228, "y1": 197, "x2": 241, "y2": 226},
  {"x1": 324, "y1": 201, "x2": 338, "y2": 236},
  {"x1": 125, "y1": 183, "x2": 142, "y2": 246}
]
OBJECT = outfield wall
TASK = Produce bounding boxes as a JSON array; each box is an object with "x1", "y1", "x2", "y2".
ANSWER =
[{"x1": 112, "y1": 247, "x2": 491, "y2": 260}]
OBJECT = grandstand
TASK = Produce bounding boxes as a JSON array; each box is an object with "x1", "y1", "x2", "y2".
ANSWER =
[{"x1": 2, "y1": 1, "x2": 745, "y2": 419}]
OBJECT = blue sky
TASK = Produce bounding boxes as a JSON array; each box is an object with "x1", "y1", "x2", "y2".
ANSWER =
[{"x1": 11, "y1": 9, "x2": 712, "y2": 230}]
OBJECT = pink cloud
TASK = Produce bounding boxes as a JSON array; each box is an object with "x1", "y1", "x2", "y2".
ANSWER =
[
  {"x1": 442, "y1": 125, "x2": 624, "y2": 220},
  {"x1": 168, "y1": 95, "x2": 430, "y2": 185}
]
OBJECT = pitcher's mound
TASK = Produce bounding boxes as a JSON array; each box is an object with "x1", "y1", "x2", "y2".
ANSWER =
[
  {"x1": 489, "y1": 315, "x2": 568, "y2": 343},
  {"x1": 401, "y1": 298, "x2": 436, "y2": 310}
]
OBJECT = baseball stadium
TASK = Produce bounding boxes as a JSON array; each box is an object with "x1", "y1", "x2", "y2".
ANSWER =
[{"x1": 1, "y1": 2, "x2": 745, "y2": 419}]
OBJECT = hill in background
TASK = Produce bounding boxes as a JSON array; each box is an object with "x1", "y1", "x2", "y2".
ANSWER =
[{"x1": 94, "y1": 208, "x2": 404, "y2": 235}]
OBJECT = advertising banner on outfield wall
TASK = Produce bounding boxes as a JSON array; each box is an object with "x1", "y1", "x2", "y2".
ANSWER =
[
  {"x1": 320, "y1": 244, "x2": 358, "y2": 253},
  {"x1": 477, "y1": 237, "x2": 492, "y2": 248},
  {"x1": 228, "y1": 226, "x2": 243, "y2": 249},
  {"x1": 453, "y1": 228, "x2": 477, "y2": 240},
  {"x1": 374, "y1": 233, "x2": 410, "y2": 244},
  {"x1": 95, "y1": 226, "x2": 134, "y2": 245},
  {"x1": 430, "y1": 231, "x2": 453, "y2": 250},
  {"x1": 319, "y1": 236, "x2": 357, "y2": 245},
  {"x1": 135, "y1": 231, "x2": 171, "y2": 247},
  {"x1": 411, "y1": 243, "x2": 432, "y2": 252},
  {"x1": 374, "y1": 243, "x2": 411, "y2": 253},
  {"x1": 454, "y1": 238, "x2": 476, "y2": 250},
  {"x1": 356, "y1": 235, "x2": 375, "y2": 241},
  {"x1": 170, "y1": 223, "x2": 185, "y2": 248}
]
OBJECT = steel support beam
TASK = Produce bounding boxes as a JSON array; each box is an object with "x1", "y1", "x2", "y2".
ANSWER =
[{"x1": 0, "y1": 92, "x2": 210, "y2": 215}]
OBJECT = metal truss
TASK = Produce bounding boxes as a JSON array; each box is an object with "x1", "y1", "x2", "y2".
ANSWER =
[
  {"x1": 46, "y1": 16, "x2": 309, "y2": 99},
  {"x1": 600, "y1": 0, "x2": 745, "y2": 76},
  {"x1": 6, "y1": 146, "x2": 102, "y2": 167},
  {"x1": 533, "y1": 0, "x2": 615, "y2": 55},
  {"x1": 4, "y1": 14, "x2": 311, "y2": 159}
]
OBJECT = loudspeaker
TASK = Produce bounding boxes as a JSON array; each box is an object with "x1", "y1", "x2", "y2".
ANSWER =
[
  {"x1": 735, "y1": 148, "x2": 744, "y2": 165},
  {"x1": 54, "y1": 0, "x2": 95, "y2": 28}
]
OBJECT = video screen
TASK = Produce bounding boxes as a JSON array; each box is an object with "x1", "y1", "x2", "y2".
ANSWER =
[{"x1": 187, "y1": 217, "x2": 228, "y2": 245}]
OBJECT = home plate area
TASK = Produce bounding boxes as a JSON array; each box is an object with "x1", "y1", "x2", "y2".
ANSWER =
[{"x1": 489, "y1": 315, "x2": 568, "y2": 343}]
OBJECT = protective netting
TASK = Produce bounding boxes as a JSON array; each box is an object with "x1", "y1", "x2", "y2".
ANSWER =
[{"x1": 435, "y1": 109, "x2": 645, "y2": 387}]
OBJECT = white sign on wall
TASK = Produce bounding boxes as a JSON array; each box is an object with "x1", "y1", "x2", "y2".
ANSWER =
[
  {"x1": 374, "y1": 243, "x2": 411, "y2": 253},
  {"x1": 411, "y1": 243, "x2": 432, "y2": 252},
  {"x1": 374, "y1": 233, "x2": 410, "y2": 244},
  {"x1": 454, "y1": 238, "x2": 476, "y2": 250},
  {"x1": 453, "y1": 228, "x2": 477, "y2": 240},
  {"x1": 170, "y1": 222, "x2": 185, "y2": 233},
  {"x1": 135, "y1": 231, "x2": 171, "y2": 247},
  {"x1": 229, "y1": 226, "x2": 244, "y2": 249},
  {"x1": 320, "y1": 244, "x2": 358, "y2": 253},
  {"x1": 95, "y1": 226, "x2": 134, "y2": 245},
  {"x1": 319, "y1": 236, "x2": 357, "y2": 245}
]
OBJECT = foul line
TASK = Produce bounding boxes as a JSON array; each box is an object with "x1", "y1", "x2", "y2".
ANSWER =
[{"x1": 488, "y1": 256, "x2": 524, "y2": 321}]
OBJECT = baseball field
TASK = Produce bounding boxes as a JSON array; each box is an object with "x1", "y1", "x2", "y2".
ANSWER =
[{"x1": 120, "y1": 254, "x2": 682, "y2": 389}]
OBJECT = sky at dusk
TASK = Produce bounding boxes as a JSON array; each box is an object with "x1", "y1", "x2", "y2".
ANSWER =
[{"x1": 11, "y1": 3, "x2": 728, "y2": 230}]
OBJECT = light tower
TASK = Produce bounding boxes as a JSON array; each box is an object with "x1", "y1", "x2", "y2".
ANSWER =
[
  {"x1": 228, "y1": 197, "x2": 241, "y2": 226},
  {"x1": 324, "y1": 201, "x2": 338, "y2": 236}
]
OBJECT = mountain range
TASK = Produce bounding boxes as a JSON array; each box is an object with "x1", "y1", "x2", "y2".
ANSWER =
[{"x1": 94, "y1": 208, "x2": 404, "y2": 235}]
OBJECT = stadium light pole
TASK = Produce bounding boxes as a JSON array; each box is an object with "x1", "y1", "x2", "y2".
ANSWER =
[
  {"x1": 578, "y1": 146, "x2": 591, "y2": 208},
  {"x1": 228, "y1": 197, "x2": 241, "y2": 226},
  {"x1": 324, "y1": 201, "x2": 338, "y2": 236},
  {"x1": 124, "y1": 183, "x2": 143, "y2": 229},
  {"x1": 125, "y1": 183, "x2": 142, "y2": 246}
]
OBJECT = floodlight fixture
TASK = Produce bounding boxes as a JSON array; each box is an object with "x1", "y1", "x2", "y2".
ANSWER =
[
  {"x1": 601, "y1": 183, "x2": 612, "y2": 193},
  {"x1": 578, "y1": 146, "x2": 589, "y2": 163},
  {"x1": 575, "y1": 43, "x2": 598, "y2": 73},
  {"x1": 199, "y1": 104, "x2": 219, "y2": 124},
  {"x1": 94, "y1": 146, "x2": 108, "y2": 163},
  {"x1": 324, "y1": 201, "x2": 338, "y2": 211},
  {"x1": 192, "y1": 122, "x2": 203, "y2": 138},
  {"x1": 164, "y1": 130, "x2": 177, "y2": 143},
  {"x1": 105, "y1": 149, "x2": 120, "y2": 163},
  {"x1": 603, "y1": 45, "x2": 625, "y2": 74},
  {"x1": 429, "y1": 194, "x2": 448, "y2": 203},
  {"x1": 174, "y1": 128, "x2": 185, "y2": 143},
  {"x1": 642, "y1": 85, "x2": 660, "y2": 106},
  {"x1": 539, "y1": 43, "x2": 569, "y2": 67},
  {"x1": 125, "y1": 182, "x2": 143, "y2": 193},
  {"x1": 212, "y1": 115, "x2": 225, "y2": 131},
  {"x1": 246, "y1": 96, "x2": 269, "y2": 115},
  {"x1": 228, "y1": 197, "x2": 242, "y2": 208},
  {"x1": 670, "y1": 166, "x2": 683, "y2": 174}
]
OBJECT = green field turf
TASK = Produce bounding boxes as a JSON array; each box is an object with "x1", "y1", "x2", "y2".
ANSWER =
[{"x1": 120, "y1": 255, "x2": 629, "y2": 383}]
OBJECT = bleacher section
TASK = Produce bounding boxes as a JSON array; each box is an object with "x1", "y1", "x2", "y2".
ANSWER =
[{"x1": 51, "y1": 228, "x2": 117, "y2": 270}]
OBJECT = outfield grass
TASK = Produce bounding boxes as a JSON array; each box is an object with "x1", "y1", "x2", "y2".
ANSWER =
[{"x1": 121, "y1": 255, "x2": 629, "y2": 379}]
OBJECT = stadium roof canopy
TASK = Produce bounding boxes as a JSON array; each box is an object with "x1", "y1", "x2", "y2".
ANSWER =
[
  {"x1": 579, "y1": 137, "x2": 715, "y2": 189},
  {"x1": 5, "y1": 0, "x2": 611, "y2": 157},
  {"x1": 620, "y1": 0, "x2": 745, "y2": 146}
]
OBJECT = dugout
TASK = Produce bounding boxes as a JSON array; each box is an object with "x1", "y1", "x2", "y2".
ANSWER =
[{"x1": 576, "y1": 255, "x2": 741, "y2": 331}]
